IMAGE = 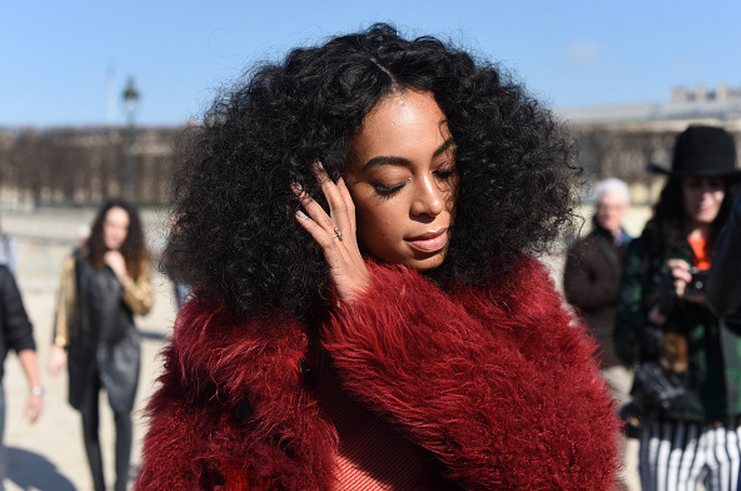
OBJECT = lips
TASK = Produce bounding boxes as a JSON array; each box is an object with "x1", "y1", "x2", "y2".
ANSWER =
[
  {"x1": 696, "y1": 204, "x2": 717, "y2": 217},
  {"x1": 405, "y1": 229, "x2": 449, "y2": 253}
]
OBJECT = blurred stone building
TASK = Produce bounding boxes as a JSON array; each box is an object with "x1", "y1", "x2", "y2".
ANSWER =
[
  {"x1": 558, "y1": 82, "x2": 741, "y2": 205},
  {"x1": 0, "y1": 83, "x2": 740, "y2": 209},
  {"x1": 0, "y1": 126, "x2": 178, "y2": 208}
]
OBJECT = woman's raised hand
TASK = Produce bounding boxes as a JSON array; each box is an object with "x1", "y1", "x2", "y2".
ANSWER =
[
  {"x1": 292, "y1": 161, "x2": 371, "y2": 305},
  {"x1": 104, "y1": 250, "x2": 129, "y2": 284}
]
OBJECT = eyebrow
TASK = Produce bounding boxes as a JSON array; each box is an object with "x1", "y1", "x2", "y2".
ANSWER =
[{"x1": 361, "y1": 138, "x2": 456, "y2": 171}]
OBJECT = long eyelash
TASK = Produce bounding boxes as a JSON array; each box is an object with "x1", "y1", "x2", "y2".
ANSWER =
[
  {"x1": 435, "y1": 167, "x2": 458, "y2": 179},
  {"x1": 375, "y1": 183, "x2": 405, "y2": 197}
]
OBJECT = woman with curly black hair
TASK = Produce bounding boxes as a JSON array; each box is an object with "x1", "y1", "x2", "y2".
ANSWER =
[
  {"x1": 136, "y1": 24, "x2": 619, "y2": 490},
  {"x1": 615, "y1": 126, "x2": 741, "y2": 491}
]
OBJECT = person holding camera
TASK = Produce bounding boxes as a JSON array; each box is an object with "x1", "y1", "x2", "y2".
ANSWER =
[{"x1": 615, "y1": 125, "x2": 741, "y2": 491}]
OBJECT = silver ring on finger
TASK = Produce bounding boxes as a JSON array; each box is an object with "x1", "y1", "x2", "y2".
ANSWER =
[{"x1": 332, "y1": 227, "x2": 344, "y2": 242}]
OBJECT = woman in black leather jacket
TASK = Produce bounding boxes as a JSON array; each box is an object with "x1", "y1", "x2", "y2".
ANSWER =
[{"x1": 48, "y1": 198, "x2": 153, "y2": 491}]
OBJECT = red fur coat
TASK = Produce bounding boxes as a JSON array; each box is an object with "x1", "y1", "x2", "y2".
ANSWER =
[{"x1": 135, "y1": 257, "x2": 620, "y2": 490}]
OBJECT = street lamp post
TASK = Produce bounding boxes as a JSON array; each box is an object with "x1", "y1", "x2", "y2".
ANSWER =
[{"x1": 123, "y1": 77, "x2": 140, "y2": 202}]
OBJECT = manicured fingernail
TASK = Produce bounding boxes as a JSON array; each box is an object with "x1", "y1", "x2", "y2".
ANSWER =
[
  {"x1": 312, "y1": 159, "x2": 325, "y2": 172},
  {"x1": 295, "y1": 210, "x2": 308, "y2": 221},
  {"x1": 290, "y1": 182, "x2": 303, "y2": 194}
]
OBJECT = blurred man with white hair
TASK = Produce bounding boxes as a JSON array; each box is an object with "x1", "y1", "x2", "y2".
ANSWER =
[
  {"x1": 564, "y1": 177, "x2": 634, "y2": 489},
  {"x1": 564, "y1": 177, "x2": 632, "y2": 395}
]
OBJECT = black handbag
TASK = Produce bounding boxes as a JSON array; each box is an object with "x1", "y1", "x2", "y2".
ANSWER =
[{"x1": 619, "y1": 360, "x2": 684, "y2": 438}]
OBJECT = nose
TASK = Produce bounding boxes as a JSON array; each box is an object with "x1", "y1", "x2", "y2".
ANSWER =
[
  {"x1": 701, "y1": 185, "x2": 716, "y2": 196},
  {"x1": 410, "y1": 174, "x2": 444, "y2": 218}
]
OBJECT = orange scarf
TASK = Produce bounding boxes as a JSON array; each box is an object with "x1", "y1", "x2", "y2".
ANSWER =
[{"x1": 688, "y1": 235, "x2": 711, "y2": 270}]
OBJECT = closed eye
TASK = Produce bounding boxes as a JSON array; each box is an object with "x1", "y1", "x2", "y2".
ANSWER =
[
  {"x1": 434, "y1": 167, "x2": 457, "y2": 179},
  {"x1": 374, "y1": 181, "x2": 406, "y2": 196}
]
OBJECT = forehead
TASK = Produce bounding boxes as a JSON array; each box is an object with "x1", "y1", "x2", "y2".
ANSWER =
[
  {"x1": 598, "y1": 193, "x2": 627, "y2": 206},
  {"x1": 352, "y1": 90, "x2": 450, "y2": 154},
  {"x1": 105, "y1": 207, "x2": 129, "y2": 223}
]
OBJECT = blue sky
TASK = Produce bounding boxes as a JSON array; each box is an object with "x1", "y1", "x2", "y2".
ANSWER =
[{"x1": 2, "y1": 0, "x2": 739, "y2": 127}]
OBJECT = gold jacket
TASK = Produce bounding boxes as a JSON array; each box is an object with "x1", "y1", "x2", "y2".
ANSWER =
[{"x1": 53, "y1": 255, "x2": 153, "y2": 348}]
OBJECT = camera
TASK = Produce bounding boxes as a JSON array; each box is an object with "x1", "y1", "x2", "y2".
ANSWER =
[
  {"x1": 687, "y1": 268, "x2": 710, "y2": 296},
  {"x1": 619, "y1": 361, "x2": 684, "y2": 438}
]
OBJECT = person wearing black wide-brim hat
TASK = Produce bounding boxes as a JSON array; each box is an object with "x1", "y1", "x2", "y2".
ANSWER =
[
  {"x1": 648, "y1": 125, "x2": 741, "y2": 179},
  {"x1": 615, "y1": 125, "x2": 741, "y2": 491}
]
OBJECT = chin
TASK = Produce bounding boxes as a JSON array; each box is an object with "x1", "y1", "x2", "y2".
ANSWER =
[
  {"x1": 408, "y1": 251, "x2": 447, "y2": 272},
  {"x1": 694, "y1": 213, "x2": 717, "y2": 225}
]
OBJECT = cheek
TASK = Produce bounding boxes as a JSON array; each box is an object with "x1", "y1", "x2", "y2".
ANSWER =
[
  {"x1": 357, "y1": 205, "x2": 395, "y2": 239},
  {"x1": 107, "y1": 227, "x2": 126, "y2": 244},
  {"x1": 355, "y1": 204, "x2": 407, "y2": 260},
  {"x1": 712, "y1": 191, "x2": 725, "y2": 206},
  {"x1": 445, "y1": 180, "x2": 459, "y2": 214}
]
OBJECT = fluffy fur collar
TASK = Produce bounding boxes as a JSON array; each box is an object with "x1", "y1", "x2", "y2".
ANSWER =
[{"x1": 137, "y1": 256, "x2": 619, "y2": 490}]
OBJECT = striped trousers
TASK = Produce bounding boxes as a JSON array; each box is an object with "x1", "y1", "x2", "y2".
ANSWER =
[{"x1": 638, "y1": 419, "x2": 741, "y2": 491}]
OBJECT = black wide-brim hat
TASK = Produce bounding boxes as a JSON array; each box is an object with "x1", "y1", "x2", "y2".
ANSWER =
[{"x1": 648, "y1": 125, "x2": 741, "y2": 178}]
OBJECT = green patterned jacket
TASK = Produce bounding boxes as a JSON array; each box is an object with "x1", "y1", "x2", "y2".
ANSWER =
[{"x1": 614, "y1": 235, "x2": 741, "y2": 424}]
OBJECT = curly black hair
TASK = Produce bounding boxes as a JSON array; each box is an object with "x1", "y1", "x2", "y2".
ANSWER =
[{"x1": 167, "y1": 23, "x2": 578, "y2": 318}]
